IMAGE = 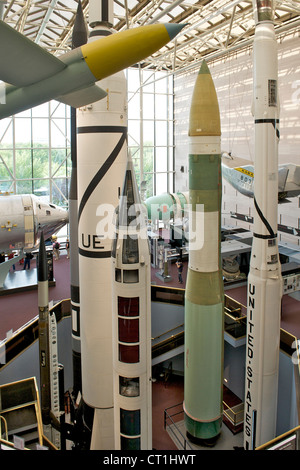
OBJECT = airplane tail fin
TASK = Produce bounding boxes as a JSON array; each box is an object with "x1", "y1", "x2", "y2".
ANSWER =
[
  {"x1": 0, "y1": 19, "x2": 66, "y2": 87},
  {"x1": 56, "y1": 84, "x2": 107, "y2": 108}
]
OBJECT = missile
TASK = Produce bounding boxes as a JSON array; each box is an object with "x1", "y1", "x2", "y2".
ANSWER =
[
  {"x1": 0, "y1": 194, "x2": 68, "y2": 252},
  {"x1": 244, "y1": 0, "x2": 282, "y2": 450},
  {"x1": 38, "y1": 231, "x2": 51, "y2": 426},
  {"x1": 38, "y1": 231, "x2": 62, "y2": 447},
  {"x1": 112, "y1": 153, "x2": 152, "y2": 450},
  {"x1": 69, "y1": 0, "x2": 88, "y2": 400},
  {"x1": 76, "y1": 0, "x2": 127, "y2": 449},
  {"x1": 183, "y1": 61, "x2": 224, "y2": 445},
  {"x1": 0, "y1": 20, "x2": 184, "y2": 119}
]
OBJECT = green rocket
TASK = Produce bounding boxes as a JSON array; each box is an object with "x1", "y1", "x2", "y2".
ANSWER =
[{"x1": 184, "y1": 61, "x2": 224, "y2": 445}]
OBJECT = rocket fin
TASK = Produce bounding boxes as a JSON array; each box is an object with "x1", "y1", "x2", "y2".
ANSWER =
[
  {"x1": 0, "y1": 19, "x2": 66, "y2": 87},
  {"x1": 56, "y1": 84, "x2": 107, "y2": 107}
]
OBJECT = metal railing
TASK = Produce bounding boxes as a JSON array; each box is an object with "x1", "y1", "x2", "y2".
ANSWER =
[
  {"x1": 152, "y1": 327, "x2": 184, "y2": 359},
  {"x1": 163, "y1": 402, "x2": 193, "y2": 450},
  {"x1": 0, "y1": 415, "x2": 8, "y2": 441},
  {"x1": 0, "y1": 298, "x2": 71, "y2": 370},
  {"x1": 223, "y1": 401, "x2": 244, "y2": 428}
]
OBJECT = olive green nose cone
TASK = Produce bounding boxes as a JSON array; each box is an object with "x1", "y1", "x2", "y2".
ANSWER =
[
  {"x1": 189, "y1": 60, "x2": 221, "y2": 137},
  {"x1": 198, "y1": 59, "x2": 210, "y2": 75}
]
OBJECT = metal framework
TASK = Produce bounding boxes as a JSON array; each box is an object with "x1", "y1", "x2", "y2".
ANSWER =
[{"x1": 1, "y1": 0, "x2": 299, "y2": 71}]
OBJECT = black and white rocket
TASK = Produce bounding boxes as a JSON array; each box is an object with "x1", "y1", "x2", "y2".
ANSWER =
[
  {"x1": 111, "y1": 153, "x2": 152, "y2": 450},
  {"x1": 38, "y1": 231, "x2": 51, "y2": 427},
  {"x1": 244, "y1": 0, "x2": 282, "y2": 450},
  {"x1": 76, "y1": 0, "x2": 128, "y2": 449},
  {"x1": 75, "y1": 0, "x2": 182, "y2": 449}
]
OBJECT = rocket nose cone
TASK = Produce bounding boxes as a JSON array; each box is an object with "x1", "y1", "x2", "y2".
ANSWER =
[
  {"x1": 164, "y1": 23, "x2": 186, "y2": 41},
  {"x1": 199, "y1": 60, "x2": 211, "y2": 75},
  {"x1": 189, "y1": 59, "x2": 221, "y2": 137}
]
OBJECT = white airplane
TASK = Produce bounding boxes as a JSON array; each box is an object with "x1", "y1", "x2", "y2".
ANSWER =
[
  {"x1": 221, "y1": 152, "x2": 300, "y2": 202},
  {"x1": 144, "y1": 153, "x2": 300, "y2": 222},
  {"x1": 0, "y1": 193, "x2": 68, "y2": 252}
]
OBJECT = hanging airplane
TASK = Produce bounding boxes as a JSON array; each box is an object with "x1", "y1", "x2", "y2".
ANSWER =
[
  {"x1": 145, "y1": 153, "x2": 300, "y2": 223},
  {"x1": 221, "y1": 152, "x2": 300, "y2": 202},
  {"x1": 0, "y1": 20, "x2": 184, "y2": 119},
  {"x1": 0, "y1": 194, "x2": 68, "y2": 252}
]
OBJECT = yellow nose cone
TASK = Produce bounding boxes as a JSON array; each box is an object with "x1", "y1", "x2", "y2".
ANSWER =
[
  {"x1": 189, "y1": 60, "x2": 221, "y2": 137},
  {"x1": 81, "y1": 24, "x2": 178, "y2": 82}
]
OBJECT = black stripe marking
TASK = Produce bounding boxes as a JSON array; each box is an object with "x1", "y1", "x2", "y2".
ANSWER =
[
  {"x1": 77, "y1": 126, "x2": 127, "y2": 222},
  {"x1": 102, "y1": 0, "x2": 109, "y2": 22},
  {"x1": 71, "y1": 284, "x2": 80, "y2": 304},
  {"x1": 253, "y1": 233, "x2": 277, "y2": 239},
  {"x1": 79, "y1": 248, "x2": 111, "y2": 258},
  {"x1": 89, "y1": 29, "x2": 112, "y2": 37},
  {"x1": 77, "y1": 125, "x2": 126, "y2": 134},
  {"x1": 255, "y1": 118, "x2": 280, "y2": 139},
  {"x1": 254, "y1": 197, "x2": 276, "y2": 239}
]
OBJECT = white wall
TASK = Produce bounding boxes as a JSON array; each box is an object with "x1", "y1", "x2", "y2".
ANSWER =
[{"x1": 174, "y1": 33, "x2": 300, "y2": 243}]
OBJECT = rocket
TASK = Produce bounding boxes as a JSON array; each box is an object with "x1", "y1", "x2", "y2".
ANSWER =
[
  {"x1": 38, "y1": 231, "x2": 62, "y2": 447},
  {"x1": 38, "y1": 231, "x2": 51, "y2": 427},
  {"x1": 76, "y1": 0, "x2": 127, "y2": 449},
  {"x1": 0, "y1": 19, "x2": 183, "y2": 119},
  {"x1": 183, "y1": 61, "x2": 224, "y2": 445},
  {"x1": 111, "y1": 153, "x2": 152, "y2": 450},
  {"x1": 244, "y1": 0, "x2": 282, "y2": 450},
  {"x1": 76, "y1": 2, "x2": 184, "y2": 450},
  {"x1": 69, "y1": 0, "x2": 88, "y2": 400}
]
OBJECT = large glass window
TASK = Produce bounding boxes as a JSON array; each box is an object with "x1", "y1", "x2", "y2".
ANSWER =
[
  {"x1": 0, "y1": 102, "x2": 70, "y2": 208},
  {"x1": 0, "y1": 69, "x2": 173, "y2": 211},
  {"x1": 127, "y1": 68, "x2": 174, "y2": 199}
]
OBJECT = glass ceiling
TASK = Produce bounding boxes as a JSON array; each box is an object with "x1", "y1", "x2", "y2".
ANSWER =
[{"x1": 1, "y1": 0, "x2": 300, "y2": 72}]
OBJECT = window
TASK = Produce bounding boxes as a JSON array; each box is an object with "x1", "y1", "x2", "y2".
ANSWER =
[
  {"x1": 119, "y1": 376, "x2": 140, "y2": 397},
  {"x1": 122, "y1": 235, "x2": 139, "y2": 264},
  {"x1": 0, "y1": 101, "x2": 70, "y2": 209},
  {"x1": 123, "y1": 269, "x2": 139, "y2": 283},
  {"x1": 120, "y1": 408, "x2": 140, "y2": 436},
  {"x1": 119, "y1": 344, "x2": 139, "y2": 363},
  {"x1": 118, "y1": 297, "x2": 139, "y2": 317},
  {"x1": 118, "y1": 318, "x2": 139, "y2": 343},
  {"x1": 127, "y1": 68, "x2": 174, "y2": 199}
]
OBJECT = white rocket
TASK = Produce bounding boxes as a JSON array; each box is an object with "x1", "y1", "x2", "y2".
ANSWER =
[
  {"x1": 75, "y1": 0, "x2": 182, "y2": 448},
  {"x1": 112, "y1": 153, "x2": 152, "y2": 450},
  {"x1": 38, "y1": 231, "x2": 61, "y2": 448},
  {"x1": 244, "y1": 0, "x2": 282, "y2": 449},
  {"x1": 76, "y1": 0, "x2": 128, "y2": 449}
]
